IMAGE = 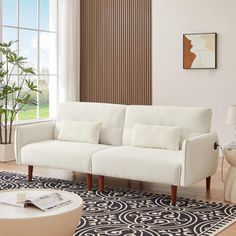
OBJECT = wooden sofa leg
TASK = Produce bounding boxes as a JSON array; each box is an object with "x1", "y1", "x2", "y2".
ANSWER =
[
  {"x1": 206, "y1": 176, "x2": 211, "y2": 190},
  {"x1": 28, "y1": 165, "x2": 33, "y2": 181},
  {"x1": 87, "y1": 174, "x2": 92, "y2": 191},
  {"x1": 171, "y1": 185, "x2": 177, "y2": 205},
  {"x1": 98, "y1": 176, "x2": 104, "y2": 192}
]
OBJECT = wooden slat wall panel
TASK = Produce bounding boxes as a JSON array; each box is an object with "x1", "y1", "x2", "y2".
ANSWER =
[{"x1": 80, "y1": 0, "x2": 151, "y2": 105}]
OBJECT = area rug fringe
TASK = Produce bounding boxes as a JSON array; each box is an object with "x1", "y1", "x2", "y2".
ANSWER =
[{"x1": 199, "y1": 215, "x2": 236, "y2": 236}]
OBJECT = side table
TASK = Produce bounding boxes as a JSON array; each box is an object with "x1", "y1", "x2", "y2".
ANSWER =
[{"x1": 224, "y1": 148, "x2": 236, "y2": 203}]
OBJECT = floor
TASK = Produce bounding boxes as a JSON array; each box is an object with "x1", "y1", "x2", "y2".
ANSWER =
[{"x1": 0, "y1": 158, "x2": 235, "y2": 235}]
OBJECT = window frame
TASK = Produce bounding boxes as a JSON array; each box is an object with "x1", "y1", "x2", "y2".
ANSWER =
[{"x1": 1, "y1": 0, "x2": 58, "y2": 121}]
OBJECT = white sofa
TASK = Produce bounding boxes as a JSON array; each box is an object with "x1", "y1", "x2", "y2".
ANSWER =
[{"x1": 15, "y1": 102, "x2": 219, "y2": 205}]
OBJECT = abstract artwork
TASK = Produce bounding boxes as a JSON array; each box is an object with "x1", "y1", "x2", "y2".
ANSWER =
[{"x1": 183, "y1": 33, "x2": 217, "y2": 69}]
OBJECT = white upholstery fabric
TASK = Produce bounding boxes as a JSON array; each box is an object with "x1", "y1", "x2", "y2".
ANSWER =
[
  {"x1": 21, "y1": 140, "x2": 111, "y2": 173},
  {"x1": 92, "y1": 146, "x2": 182, "y2": 185},
  {"x1": 58, "y1": 120, "x2": 101, "y2": 144},
  {"x1": 131, "y1": 124, "x2": 181, "y2": 150},
  {"x1": 181, "y1": 132, "x2": 218, "y2": 186},
  {"x1": 14, "y1": 122, "x2": 55, "y2": 164},
  {"x1": 54, "y1": 102, "x2": 127, "y2": 146},
  {"x1": 123, "y1": 106, "x2": 212, "y2": 148},
  {"x1": 14, "y1": 103, "x2": 218, "y2": 190}
]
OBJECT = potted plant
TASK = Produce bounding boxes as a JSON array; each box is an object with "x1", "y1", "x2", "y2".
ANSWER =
[{"x1": 0, "y1": 41, "x2": 40, "y2": 162}]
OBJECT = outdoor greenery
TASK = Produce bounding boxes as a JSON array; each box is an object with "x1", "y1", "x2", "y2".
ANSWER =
[
  {"x1": 19, "y1": 78, "x2": 49, "y2": 121},
  {"x1": 0, "y1": 41, "x2": 41, "y2": 144},
  {"x1": 18, "y1": 104, "x2": 49, "y2": 120}
]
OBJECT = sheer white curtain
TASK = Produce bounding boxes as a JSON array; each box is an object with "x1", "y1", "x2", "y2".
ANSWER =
[
  {"x1": 58, "y1": 0, "x2": 80, "y2": 103},
  {"x1": 0, "y1": 0, "x2": 2, "y2": 43}
]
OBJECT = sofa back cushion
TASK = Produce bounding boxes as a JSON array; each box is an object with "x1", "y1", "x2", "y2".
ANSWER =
[
  {"x1": 123, "y1": 106, "x2": 212, "y2": 148},
  {"x1": 55, "y1": 102, "x2": 127, "y2": 146}
]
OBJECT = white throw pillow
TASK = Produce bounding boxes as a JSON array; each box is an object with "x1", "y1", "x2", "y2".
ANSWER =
[
  {"x1": 58, "y1": 120, "x2": 102, "y2": 144},
  {"x1": 131, "y1": 124, "x2": 181, "y2": 150}
]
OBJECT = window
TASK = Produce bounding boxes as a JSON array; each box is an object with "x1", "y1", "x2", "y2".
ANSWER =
[{"x1": 1, "y1": 0, "x2": 58, "y2": 121}]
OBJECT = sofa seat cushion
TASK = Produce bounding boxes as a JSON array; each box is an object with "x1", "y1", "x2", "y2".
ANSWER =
[
  {"x1": 21, "y1": 140, "x2": 111, "y2": 173},
  {"x1": 92, "y1": 146, "x2": 183, "y2": 185}
]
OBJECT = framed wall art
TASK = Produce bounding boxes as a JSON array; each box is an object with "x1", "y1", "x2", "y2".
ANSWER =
[{"x1": 183, "y1": 33, "x2": 217, "y2": 69}]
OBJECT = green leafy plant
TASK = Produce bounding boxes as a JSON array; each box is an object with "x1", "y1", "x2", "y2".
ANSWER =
[{"x1": 0, "y1": 41, "x2": 40, "y2": 144}]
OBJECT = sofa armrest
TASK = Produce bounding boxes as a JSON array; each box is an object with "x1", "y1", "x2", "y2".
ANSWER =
[
  {"x1": 14, "y1": 121, "x2": 55, "y2": 164},
  {"x1": 180, "y1": 132, "x2": 219, "y2": 186}
]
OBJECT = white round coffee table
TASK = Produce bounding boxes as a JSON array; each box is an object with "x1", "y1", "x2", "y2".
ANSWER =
[{"x1": 0, "y1": 189, "x2": 83, "y2": 236}]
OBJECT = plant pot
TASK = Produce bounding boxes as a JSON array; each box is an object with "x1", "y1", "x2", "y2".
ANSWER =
[{"x1": 0, "y1": 144, "x2": 15, "y2": 162}]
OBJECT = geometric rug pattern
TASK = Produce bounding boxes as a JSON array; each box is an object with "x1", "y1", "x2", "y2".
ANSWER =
[{"x1": 1, "y1": 171, "x2": 236, "y2": 236}]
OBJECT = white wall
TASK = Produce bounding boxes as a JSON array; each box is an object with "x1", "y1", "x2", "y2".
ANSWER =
[{"x1": 152, "y1": 0, "x2": 236, "y2": 145}]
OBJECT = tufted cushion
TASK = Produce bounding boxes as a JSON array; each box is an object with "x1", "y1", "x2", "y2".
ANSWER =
[
  {"x1": 55, "y1": 102, "x2": 127, "y2": 146},
  {"x1": 123, "y1": 106, "x2": 212, "y2": 148}
]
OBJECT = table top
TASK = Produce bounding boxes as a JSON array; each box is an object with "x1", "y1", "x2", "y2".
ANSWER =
[{"x1": 0, "y1": 189, "x2": 83, "y2": 220}]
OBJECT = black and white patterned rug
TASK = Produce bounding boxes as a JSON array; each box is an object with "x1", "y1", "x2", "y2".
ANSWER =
[{"x1": 0, "y1": 171, "x2": 236, "y2": 236}]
